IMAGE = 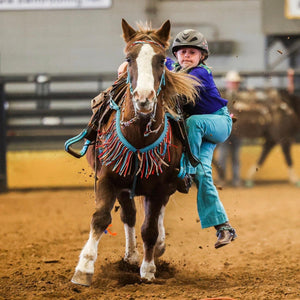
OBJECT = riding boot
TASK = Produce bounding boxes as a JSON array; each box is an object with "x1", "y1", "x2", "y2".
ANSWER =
[
  {"x1": 176, "y1": 174, "x2": 193, "y2": 194},
  {"x1": 214, "y1": 222, "x2": 237, "y2": 249}
]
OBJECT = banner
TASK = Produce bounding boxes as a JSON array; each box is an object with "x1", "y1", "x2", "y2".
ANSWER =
[{"x1": 0, "y1": 0, "x2": 111, "y2": 10}]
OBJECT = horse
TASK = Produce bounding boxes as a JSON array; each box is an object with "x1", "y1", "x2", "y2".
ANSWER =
[
  {"x1": 70, "y1": 19, "x2": 197, "y2": 286},
  {"x1": 229, "y1": 88, "x2": 300, "y2": 187}
]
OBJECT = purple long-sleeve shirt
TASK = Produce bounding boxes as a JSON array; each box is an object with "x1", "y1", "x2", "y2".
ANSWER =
[{"x1": 166, "y1": 57, "x2": 228, "y2": 115}]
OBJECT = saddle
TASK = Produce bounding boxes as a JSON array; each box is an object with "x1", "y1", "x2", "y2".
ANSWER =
[
  {"x1": 168, "y1": 101, "x2": 200, "y2": 167},
  {"x1": 85, "y1": 76, "x2": 128, "y2": 141}
]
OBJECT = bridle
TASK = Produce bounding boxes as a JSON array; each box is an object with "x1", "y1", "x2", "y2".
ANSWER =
[
  {"x1": 126, "y1": 40, "x2": 166, "y2": 98},
  {"x1": 124, "y1": 40, "x2": 167, "y2": 135}
]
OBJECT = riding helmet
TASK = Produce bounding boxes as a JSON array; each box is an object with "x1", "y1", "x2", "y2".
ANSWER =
[{"x1": 171, "y1": 29, "x2": 209, "y2": 59}]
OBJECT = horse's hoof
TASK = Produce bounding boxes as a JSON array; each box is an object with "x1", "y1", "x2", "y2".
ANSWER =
[
  {"x1": 140, "y1": 261, "x2": 156, "y2": 281},
  {"x1": 141, "y1": 272, "x2": 156, "y2": 281},
  {"x1": 295, "y1": 181, "x2": 300, "y2": 188},
  {"x1": 245, "y1": 180, "x2": 254, "y2": 188},
  {"x1": 142, "y1": 273, "x2": 155, "y2": 283},
  {"x1": 124, "y1": 250, "x2": 140, "y2": 265},
  {"x1": 71, "y1": 270, "x2": 93, "y2": 287}
]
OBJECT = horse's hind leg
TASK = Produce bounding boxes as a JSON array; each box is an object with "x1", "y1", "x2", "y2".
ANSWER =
[
  {"x1": 256, "y1": 139, "x2": 276, "y2": 167},
  {"x1": 140, "y1": 195, "x2": 169, "y2": 281},
  {"x1": 118, "y1": 191, "x2": 139, "y2": 265},
  {"x1": 280, "y1": 140, "x2": 300, "y2": 185},
  {"x1": 246, "y1": 139, "x2": 276, "y2": 187},
  {"x1": 72, "y1": 178, "x2": 116, "y2": 286}
]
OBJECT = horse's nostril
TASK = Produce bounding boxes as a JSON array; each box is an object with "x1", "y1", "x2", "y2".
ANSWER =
[
  {"x1": 149, "y1": 90, "x2": 155, "y2": 100},
  {"x1": 133, "y1": 91, "x2": 139, "y2": 101},
  {"x1": 133, "y1": 89, "x2": 156, "y2": 102}
]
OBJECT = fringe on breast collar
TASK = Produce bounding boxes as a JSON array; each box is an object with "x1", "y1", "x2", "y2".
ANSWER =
[{"x1": 96, "y1": 115, "x2": 173, "y2": 179}]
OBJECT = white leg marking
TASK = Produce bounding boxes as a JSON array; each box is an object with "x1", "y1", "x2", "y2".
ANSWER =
[
  {"x1": 124, "y1": 224, "x2": 139, "y2": 265},
  {"x1": 140, "y1": 258, "x2": 156, "y2": 281},
  {"x1": 247, "y1": 164, "x2": 258, "y2": 180},
  {"x1": 75, "y1": 231, "x2": 102, "y2": 274},
  {"x1": 155, "y1": 205, "x2": 166, "y2": 257},
  {"x1": 288, "y1": 167, "x2": 299, "y2": 184}
]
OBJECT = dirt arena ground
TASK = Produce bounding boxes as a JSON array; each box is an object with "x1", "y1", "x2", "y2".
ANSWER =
[{"x1": 0, "y1": 145, "x2": 300, "y2": 299}]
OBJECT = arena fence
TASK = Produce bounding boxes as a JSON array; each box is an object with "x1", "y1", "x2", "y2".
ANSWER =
[
  {"x1": 0, "y1": 72, "x2": 117, "y2": 192},
  {"x1": 0, "y1": 70, "x2": 299, "y2": 193}
]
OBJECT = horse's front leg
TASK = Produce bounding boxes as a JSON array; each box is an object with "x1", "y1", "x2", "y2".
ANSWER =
[
  {"x1": 154, "y1": 205, "x2": 166, "y2": 258},
  {"x1": 72, "y1": 177, "x2": 117, "y2": 286},
  {"x1": 140, "y1": 195, "x2": 169, "y2": 281},
  {"x1": 118, "y1": 191, "x2": 139, "y2": 265}
]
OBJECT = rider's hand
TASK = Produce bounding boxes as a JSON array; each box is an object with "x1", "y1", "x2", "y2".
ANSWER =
[{"x1": 118, "y1": 61, "x2": 128, "y2": 78}]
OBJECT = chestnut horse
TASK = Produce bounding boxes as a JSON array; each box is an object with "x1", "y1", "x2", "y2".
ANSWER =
[{"x1": 71, "y1": 19, "x2": 197, "y2": 286}]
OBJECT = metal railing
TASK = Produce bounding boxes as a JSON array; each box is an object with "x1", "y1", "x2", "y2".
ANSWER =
[
  {"x1": 0, "y1": 70, "x2": 299, "y2": 192},
  {"x1": 0, "y1": 72, "x2": 117, "y2": 192},
  {"x1": 1, "y1": 73, "x2": 117, "y2": 147}
]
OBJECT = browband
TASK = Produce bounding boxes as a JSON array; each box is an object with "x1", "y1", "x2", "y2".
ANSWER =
[{"x1": 128, "y1": 40, "x2": 165, "y2": 49}]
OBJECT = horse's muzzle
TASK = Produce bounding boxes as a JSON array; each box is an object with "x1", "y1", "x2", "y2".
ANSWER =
[{"x1": 133, "y1": 91, "x2": 156, "y2": 114}]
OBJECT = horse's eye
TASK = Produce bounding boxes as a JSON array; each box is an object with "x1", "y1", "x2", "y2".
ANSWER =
[
  {"x1": 160, "y1": 58, "x2": 165, "y2": 66},
  {"x1": 126, "y1": 57, "x2": 131, "y2": 64}
]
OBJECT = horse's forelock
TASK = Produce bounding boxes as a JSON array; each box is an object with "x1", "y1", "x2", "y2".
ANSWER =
[
  {"x1": 136, "y1": 21, "x2": 153, "y2": 32},
  {"x1": 124, "y1": 25, "x2": 170, "y2": 52},
  {"x1": 124, "y1": 35, "x2": 169, "y2": 54}
]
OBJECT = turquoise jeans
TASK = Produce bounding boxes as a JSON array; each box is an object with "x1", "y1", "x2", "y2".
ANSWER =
[{"x1": 185, "y1": 107, "x2": 232, "y2": 228}]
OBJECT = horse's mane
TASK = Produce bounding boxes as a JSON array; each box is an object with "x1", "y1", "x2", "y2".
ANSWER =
[{"x1": 163, "y1": 69, "x2": 198, "y2": 117}]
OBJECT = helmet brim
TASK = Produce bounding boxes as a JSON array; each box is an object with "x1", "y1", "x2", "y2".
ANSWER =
[{"x1": 172, "y1": 45, "x2": 209, "y2": 58}]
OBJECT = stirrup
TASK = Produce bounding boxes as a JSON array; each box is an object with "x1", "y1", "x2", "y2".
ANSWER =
[
  {"x1": 215, "y1": 226, "x2": 236, "y2": 237},
  {"x1": 64, "y1": 127, "x2": 96, "y2": 158},
  {"x1": 215, "y1": 226, "x2": 237, "y2": 249}
]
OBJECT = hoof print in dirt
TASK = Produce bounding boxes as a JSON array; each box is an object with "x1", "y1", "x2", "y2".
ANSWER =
[{"x1": 118, "y1": 259, "x2": 140, "y2": 273}]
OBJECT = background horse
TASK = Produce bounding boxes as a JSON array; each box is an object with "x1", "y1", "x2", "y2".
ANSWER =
[
  {"x1": 71, "y1": 19, "x2": 197, "y2": 286},
  {"x1": 230, "y1": 89, "x2": 300, "y2": 186}
]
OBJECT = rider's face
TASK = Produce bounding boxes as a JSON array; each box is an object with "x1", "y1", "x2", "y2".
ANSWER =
[{"x1": 175, "y1": 47, "x2": 203, "y2": 69}]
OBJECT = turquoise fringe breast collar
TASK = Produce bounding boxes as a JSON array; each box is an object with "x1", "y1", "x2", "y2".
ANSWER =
[{"x1": 97, "y1": 99, "x2": 173, "y2": 199}]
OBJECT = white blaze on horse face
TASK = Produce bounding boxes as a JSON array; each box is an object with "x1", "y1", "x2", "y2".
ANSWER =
[{"x1": 133, "y1": 44, "x2": 156, "y2": 112}]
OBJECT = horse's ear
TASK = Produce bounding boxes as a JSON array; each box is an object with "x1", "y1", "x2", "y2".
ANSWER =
[
  {"x1": 122, "y1": 19, "x2": 136, "y2": 43},
  {"x1": 155, "y1": 20, "x2": 171, "y2": 44}
]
